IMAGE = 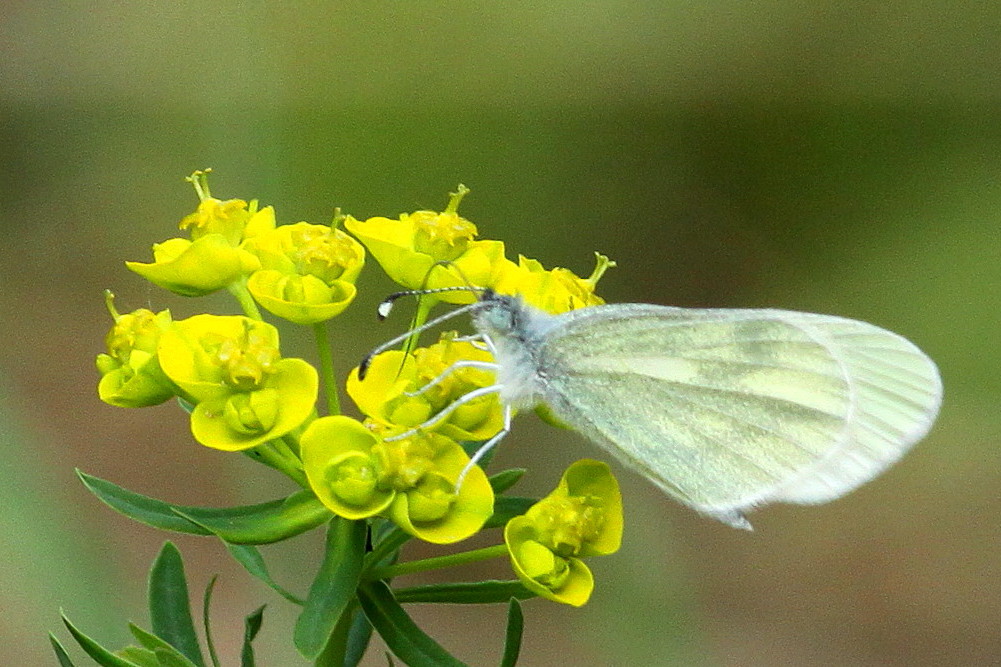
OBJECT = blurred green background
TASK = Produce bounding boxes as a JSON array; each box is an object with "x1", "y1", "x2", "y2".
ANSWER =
[{"x1": 3, "y1": 2, "x2": 999, "y2": 665}]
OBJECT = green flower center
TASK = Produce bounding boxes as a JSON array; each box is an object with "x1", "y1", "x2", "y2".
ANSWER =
[
  {"x1": 327, "y1": 454, "x2": 379, "y2": 507},
  {"x1": 532, "y1": 495, "x2": 606, "y2": 557},
  {"x1": 106, "y1": 309, "x2": 160, "y2": 361},
  {"x1": 518, "y1": 540, "x2": 571, "y2": 590},
  {"x1": 371, "y1": 436, "x2": 436, "y2": 492},
  {"x1": 222, "y1": 389, "x2": 279, "y2": 435},
  {"x1": 411, "y1": 211, "x2": 477, "y2": 262},
  {"x1": 407, "y1": 473, "x2": 457, "y2": 522},
  {"x1": 211, "y1": 330, "x2": 280, "y2": 390},
  {"x1": 293, "y1": 227, "x2": 359, "y2": 282}
]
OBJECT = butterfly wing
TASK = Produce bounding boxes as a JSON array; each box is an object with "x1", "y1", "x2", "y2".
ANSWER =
[{"x1": 535, "y1": 305, "x2": 942, "y2": 528}]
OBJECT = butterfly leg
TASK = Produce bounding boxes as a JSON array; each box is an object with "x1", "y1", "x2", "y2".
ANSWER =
[
  {"x1": 384, "y1": 384, "x2": 503, "y2": 442},
  {"x1": 403, "y1": 360, "x2": 499, "y2": 397},
  {"x1": 452, "y1": 333, "x2": 491, "y2": 352},
  {"x1": 456, "y1": 402, "x2": 513, "y2": 489}
]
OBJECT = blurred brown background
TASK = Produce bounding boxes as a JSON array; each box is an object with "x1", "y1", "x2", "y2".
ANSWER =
[{"x1": 2, "y1": 3, "x2": 999, "y2": 665}]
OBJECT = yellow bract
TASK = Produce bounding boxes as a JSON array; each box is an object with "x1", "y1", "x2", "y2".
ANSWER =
[
  {"x1": 126, "y1": 235, "x2": 261, "y2": 297},
  {"x1": 301, "y1": 416, "x2": 494, "y2": 543}
]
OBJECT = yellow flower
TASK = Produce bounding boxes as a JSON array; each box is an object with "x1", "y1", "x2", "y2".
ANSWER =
[
  {"x1": 127, "y1": 171, "x2": 274, "y2": 297},
  {"x1": 95, "y1": 293, "x2": 176, "y2": 408},
  {"x1": 493, "y1": 252, "x2": 615, "y2": 314},
  {"x1": 178, "y1": 169, "x2": 277, "y2": 243},
  {"x1": 504, "y1": 460, "x2": 622, "y2": 606},
  {"x1": 157, "y1": 314, "x2": 317, "y2": 451},
  {"x1": 346, "y1": 333, "x2": 503, "y2": 442},
  {"x1": 343, "y1": 185, "x2": 506, "y2": 304},
  {"x1": 300, "y1": 416, "x2": 494, "y2": 543},
  {"x1": 244, "y1": 222, "x2": 365, "y2": 324}
]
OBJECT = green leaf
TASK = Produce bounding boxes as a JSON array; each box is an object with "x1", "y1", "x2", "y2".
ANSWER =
[
  {"x1": 294, "y1": 517, "x2": 367, "y2": 659},
  {"x1": 357, "y1": 581, "x2": 468, "y2": 667},
  {"x1": 174, "y1": 490, "x2": 331, "y2": 544},
  {"x1": 488, "y1": 469, "x2": 526, "y2": 494},
  {"x1": 61, "y1": 612, "x2": 140, "y2": 667},
  {"x1": 116, "y1": 647, "x2": 159, "y2": 666},
  {"x1": 499, "y1": 599, "x2": 524, "y2": 667},
  {"x1": 148, "y1": 543, "x2": 206, "y2": 667},
  {"x1": 312, "y1": 605, "x2": 357, "y2": 667},
  {"x1": 393, "y1": 580, "x2": 534, "y2": 605},
  {"x1": 128, "y1": 625, "x2": 199, "y2": 667},
  {"x1": 343, "y1": 609, "x2": 373, "y2": 667},
  {"x1": 240, "y1": 605, "x2": 265, "y2": 667},
  {"x1": 79, "y1": 470, "x2": 331, "y2": 544},
  {"x1": 155, "y1": 647, "x2": 203, "y2": 667},
  {"x1": 483, "y1": 496, "x2": 536, "y2": 530},
  {"x1": 78, "y1": 470, "x2": 210, "y2": 535},
  {"x1": 202, "y1": 576, "x2": 221, "y2": 667},
  {"x1": 227, "y1": 544, "x2": 305, "y2": 605},
  {"x1": 49, "y1": 633, "x2": 78, "y2": 667}
]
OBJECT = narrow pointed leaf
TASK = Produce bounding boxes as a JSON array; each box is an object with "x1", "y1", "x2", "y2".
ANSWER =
[
  {"x1": 488, "y1": 469, "x2": 526, "y2": 494},
  {"x1": 294, "y1": 517, "x2": 367, "y2": 659},
  {"x1": 128, "y1": 625, "x2": 199, "y2": 667},
  {"x1": 240, "y1": 605, "x2": 265, "y2": 667},
  {"x1": 79, "y1": 470, "x2": 330, "y2": 543},
  {"x1": 343, "y1": 609, "x2": 373, "y2": 667},
  {"x1": 312, "y1": 604, "x2": 357, "y2": 667},
  {"x1": 499, "y1": 599, "x2": 524, "y2": 667},
  {"x1": 202, "y1": 576, "x2": 221, "y2": 667},
  {"x1": 155, "y1": 648, "x2": 202, "y2": 667},
  {"x1": 148, "y1": 543, "x2": 205, "y2": 667},
  {"x1": 61, "y1": 613, "x2": 140, "y2": 667},
  {"x1": 116, "y1": 647, "x2": 159, "y2": 666},
  {"x1": 483, "y1": 497, "x2": 536, "y2": 530},
  {"x1": 357, "y1": 581, "x2": 468, "y2": 667},
  {"x1": 174, "y1": 491, "x2": 331, "y2": 544},
  {"x1": 226, "y1": 544, "x2": 305, "y2": 605},
  {"x1": 49, "y1": 633, "x2": 78, "y2": 667},
  {"x1": 393, "y1": 580, "x2": 534, "y2": 605},
  {"x1": 78, "y1": 470, "x2": 209, "y2": 535}
]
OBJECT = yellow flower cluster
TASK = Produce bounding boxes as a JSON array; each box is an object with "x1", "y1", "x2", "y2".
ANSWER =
[{"x1": 97, "y1": 174, "x2": 623, "y2": 588}]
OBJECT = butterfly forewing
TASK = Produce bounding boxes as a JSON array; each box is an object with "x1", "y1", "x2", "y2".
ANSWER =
[{"x1": 534, "y1": 306, "x2": 941, "y2": 522}]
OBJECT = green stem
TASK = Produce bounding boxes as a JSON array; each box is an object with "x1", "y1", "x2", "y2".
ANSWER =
[
  {"x1": 364, "y1": 528, "x2": 411, "y2": 570},
  {"x1": 228, "y1": 280, "x2": 263, "y2": 320},
  {"x1": 363, "y1": 544, "x2": 508, "y2": 582},
  {"x1": 312, "y1": 322, "x2": 341, "y2": 415},
  {"x1": 248, "y1": 441, "x2": 308, "y2": 488},
  {"x1": 402, "y1": 296, "x2": 436, "y2": 355}
]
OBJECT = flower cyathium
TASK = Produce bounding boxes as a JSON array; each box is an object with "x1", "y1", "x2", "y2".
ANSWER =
[
  {"x1": 343, "y1": 185, "x2": 506, "y2": 304},
  {"x1": 157, "y1": 314, "x2": 317, "y2": 450},
  {"x1": 504, "y1": 459, "x2": 622, "y2": 606},
  {"x1": 95, "y1": 292, "x2": 176, "y2": 408},
  {"x1": 301, "y1": 416, "x2": 494, "y2": 543},
  {"x1": 126, "y1": 170, "x2": 274, "y2": 297},
  {"x1": 494, "y1": 252, "x2": 615, "y2": 314},
  {"x1": 245, "y1": 221, "x2": 365, "y2": 324},
  {"x1": 346, "y1": 333, "x2": 503, "y2": 442}
]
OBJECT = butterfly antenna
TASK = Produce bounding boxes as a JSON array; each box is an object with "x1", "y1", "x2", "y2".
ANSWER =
[{"x1": 359, "y1": 299, "x2": 484, "y2": 380}]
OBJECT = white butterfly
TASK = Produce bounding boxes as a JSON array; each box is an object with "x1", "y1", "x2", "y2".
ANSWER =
[{"x1": 364, "y1": 289, "x2": 942, "y2": 529}]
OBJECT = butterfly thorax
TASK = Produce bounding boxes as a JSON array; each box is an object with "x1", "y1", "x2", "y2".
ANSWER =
[{"x1": 472, "y1": 291, "x2": 555, "y2": 409}]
